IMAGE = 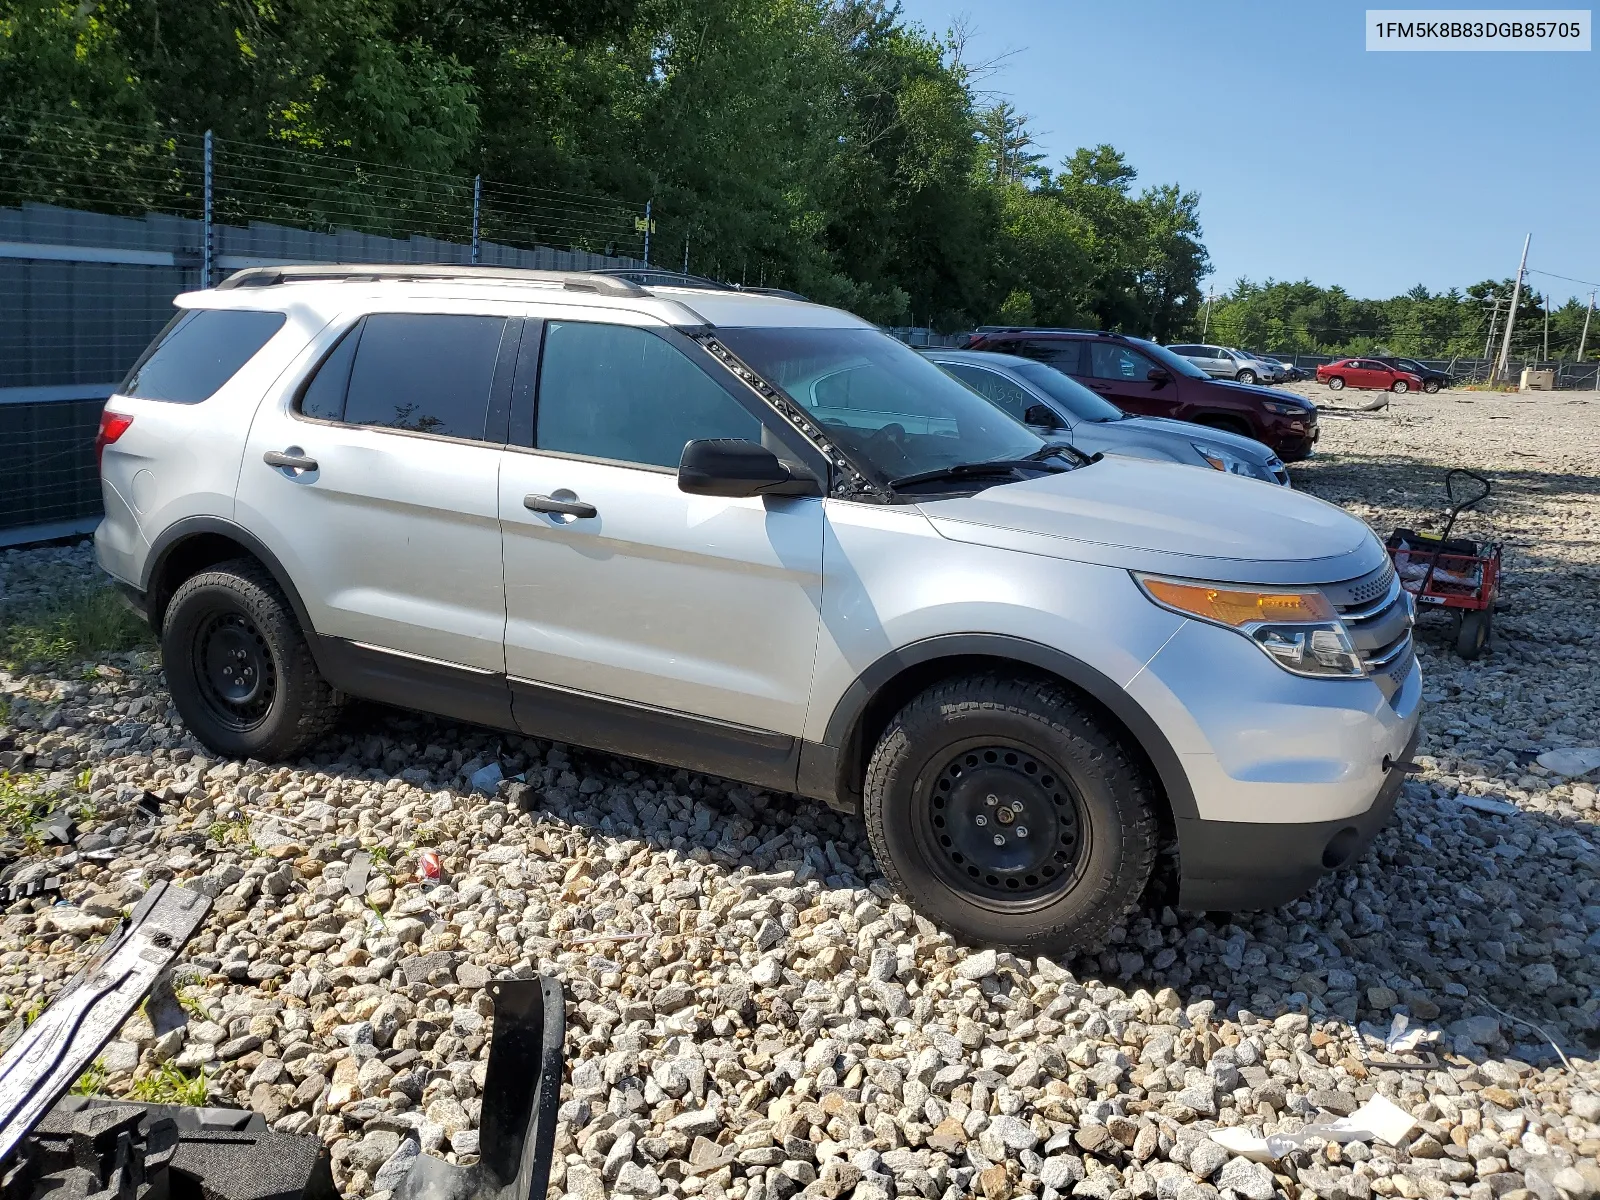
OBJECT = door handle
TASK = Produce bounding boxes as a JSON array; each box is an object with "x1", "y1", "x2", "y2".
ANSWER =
[
  {"x1": 524, "y1": 493, "x2": 597, "y2": 518},
  {"x1": 264, "y1": 449, "x2": 318, "y2": 472}
]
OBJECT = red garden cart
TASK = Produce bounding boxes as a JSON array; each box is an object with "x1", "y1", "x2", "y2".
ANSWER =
[{"x1": 1385, "y1": 469, "x2": 1501, "y2": 660}]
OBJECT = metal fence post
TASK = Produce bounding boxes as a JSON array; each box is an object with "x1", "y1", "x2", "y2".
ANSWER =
[
  {"x1": 202, "y1": 130, "x2": 214, "y2": 288},
  {"x1": 643, "y1": 199, "x2": 652, "y2": 267},
  {"x1": 471, "y1": 175, "x2": 482, "y2": 265}
]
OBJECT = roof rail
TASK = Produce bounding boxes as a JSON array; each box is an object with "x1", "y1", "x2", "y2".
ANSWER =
[{"x1": 214, "y1": 263, "x2": 649, "y2": 296}]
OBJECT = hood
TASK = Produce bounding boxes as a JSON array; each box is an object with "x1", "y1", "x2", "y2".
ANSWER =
[
  {"x1": 1200, "y1": 378, "x2": 1316, "y2": 409},
  {"x1": 918, "y1": 455, "x2": 1385, "y2": 585},
  {"x1": 1114, "y1": 415, "x2": 1275, "y2": 461}
]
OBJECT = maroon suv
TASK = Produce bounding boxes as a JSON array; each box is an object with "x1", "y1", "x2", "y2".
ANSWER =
[{"x1": 962, "y1": 328, "x2": 1319, "y2": 461}]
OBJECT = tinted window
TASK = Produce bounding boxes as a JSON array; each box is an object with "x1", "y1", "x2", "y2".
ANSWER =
[
  {"x1": 121, "y1": 308, "x2": 285, "y2": 404},
  {"x1": 1088, "y1": 342, "x2": 1155, "y2": 381},
  {"x1": 298, "y1": 325, "x2": 361, "y2": 421},
  {"x1": 1168, "y1": 345, "x2": 1198, "y2": 356},
  {"x1": 943, "y1": 363, "x2": 1034, "y2": 420},
  {"x1": 536, "y1": 322, "x2": 761, "y2": 469},
  {"x1": 1017, "y1": 339, "x2": 1085, "y2": 374},
  {"x1": 1011, "y1": 361, "x2": 1125, "y2": 422},
  {"x1": 342, "y1": 314, "x2": 505, "y2": 440}
]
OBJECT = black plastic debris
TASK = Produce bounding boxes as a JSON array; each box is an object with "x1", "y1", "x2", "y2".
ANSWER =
[
  {"x1": 0, "y1": 881, "x2": 567, "y2": 1200},
  {"x1": 393, "y1": 978, "x2": 565, "y2": 1200},
  {"x1": 0, "y1": 876, "x2": 61, "y2": 907}
]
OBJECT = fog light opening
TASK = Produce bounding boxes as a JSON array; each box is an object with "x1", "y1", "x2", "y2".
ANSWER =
[{"x1": 1321, "y1": 827, "x2": 1361, "y2": 870}]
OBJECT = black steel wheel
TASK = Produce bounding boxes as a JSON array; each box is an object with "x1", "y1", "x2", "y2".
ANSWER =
[
  {"x1": 193, "y1": 610, "x2": 277, "y2": 731},
  {"x1": 864, "y1": 673, "x2": 1158, "y2": 954},
  {"x1": 919, "y1": 743, "x2": 1087, "y2": 907},
  {"x1": 163, "y1": 559, "x2": 341, "y2": 759}
]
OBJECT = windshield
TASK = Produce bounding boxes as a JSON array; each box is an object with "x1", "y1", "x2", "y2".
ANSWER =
[
  {"x1": 1009, "y1": 360, "x2": 1126, "y2": 422},
  {"x1": 1134, "y1": 338, "x2": 1211, "y2": 379},
  {"x1": 716, "y1": 326, "x2": 1046, "y2": 485}
]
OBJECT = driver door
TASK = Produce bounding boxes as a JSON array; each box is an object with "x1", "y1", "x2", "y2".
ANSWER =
[
  {"x1": 497, "y1": 316, "x2": 826, "y2": 785},
  {"x1": 1085, "y1": 342, "x2": 1171, "y2": 418}
]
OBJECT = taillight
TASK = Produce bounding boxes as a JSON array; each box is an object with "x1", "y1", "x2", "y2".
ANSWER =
[{"x1": 95, "y1": 409, "x2": 134, "y2": 471}]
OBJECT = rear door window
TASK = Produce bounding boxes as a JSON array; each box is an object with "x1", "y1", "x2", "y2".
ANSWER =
[
  {"x1": 120, "y1": 308, "x2": 286, "y2": 403},
  {"x1": 333, "y1": 314, "x2": 508, "y2": 441},
  {"x1": 1016, "y1": 339, "x2": 1085, "y2": 374}
]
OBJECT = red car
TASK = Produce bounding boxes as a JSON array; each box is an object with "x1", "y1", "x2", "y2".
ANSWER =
[
  {"x1": 960, "y1": 328, "x2": 1319, "y2": 460},
  {"x1": 1317, "y1": 358, "x2": 1426, "y2": 394}
]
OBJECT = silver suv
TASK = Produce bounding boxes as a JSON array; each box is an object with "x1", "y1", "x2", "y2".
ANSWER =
[
  {"x1": 95, "y1": 265, "x2": 1421, "y2": 952},
  {"x1": 1168, "y1": 344, "x2": 1278, "y2": 384}
]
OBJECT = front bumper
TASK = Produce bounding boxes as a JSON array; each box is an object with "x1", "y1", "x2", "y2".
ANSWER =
[
  {"x1": 1125, "y1": 614, "x2": 1422, "y2": 911},
  {"x1": 1173, "y1": 719, "x2": 1419, "y2": 910}
]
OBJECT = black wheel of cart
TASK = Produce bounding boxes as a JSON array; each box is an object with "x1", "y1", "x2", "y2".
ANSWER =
[{"x1": 1455, "y1": 606, "x2": 1491, "y2": 659}]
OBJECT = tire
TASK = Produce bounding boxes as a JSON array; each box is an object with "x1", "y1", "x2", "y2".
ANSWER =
[
  {"x1": 1423, "y1": 380, "x2": 1441, "y2": 394},
  {"x1": 1391, "y1": 380, "x2": 1409, "y2": 394},
  {"x1": 1236, "y1": 370, "x2": 1257, "y2": 385},
  {"x1": 862, "y1": 673, "x2": 1158, "y2": 955},
  {"x1": 1455, "y1": 608, "x2": 1491, "y2": 660},
  {"x1": 1327, "y1": 376, "x2": 1345, "y2": 391},
  {"x1": 162, "y1": 558, "x2": 341, "y2": 759},
  {"x1": 1198, "y1": 415, "x2": 1254, "y2": 439}
]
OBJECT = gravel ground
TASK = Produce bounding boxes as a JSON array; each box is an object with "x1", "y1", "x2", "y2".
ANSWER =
[{"x1": 2, "y1": 387, "x2": 1598, "y2": 1200}]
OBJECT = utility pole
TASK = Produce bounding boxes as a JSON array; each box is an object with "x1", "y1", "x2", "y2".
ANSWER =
[
  {"x1": 1578, "y1": 291, "x2": 1594, "y2": 361},
  {"x1": 1542, "y1": 292, "x2": 1549, "y2": 362},
  {"x1": 1200, "y1": 288, "x2": 1217, "y2": 340},
  {"x1": 1481, "y1": 296, "x2": 1502, "y2": 370},
  {"x1": 642, "y1": 199, "x2": 652, "y2": 267},
  {"x1": 1495, "y1": 233, "x2": 1529, "y2": 383}
]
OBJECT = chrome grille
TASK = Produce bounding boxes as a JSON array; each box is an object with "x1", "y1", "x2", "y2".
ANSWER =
[{"x1": 1328, "y1": 560, "x2": 1414, "y2": 703}]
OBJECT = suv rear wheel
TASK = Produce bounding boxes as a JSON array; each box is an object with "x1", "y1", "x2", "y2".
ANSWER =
[
  {"x1": 163, "y1": 559, "x2": 341, "y2": 759},
  {"x1": 862, "y1": 674, "x2": 1157, "y2": 954}
]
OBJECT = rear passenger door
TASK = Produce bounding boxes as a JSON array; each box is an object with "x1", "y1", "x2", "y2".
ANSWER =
[{"x1": 237, "y1": 307, "x2": 520, "y2": 726}]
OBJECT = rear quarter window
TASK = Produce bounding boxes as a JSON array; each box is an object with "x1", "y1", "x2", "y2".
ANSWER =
[{"x1": 120, "y1": 308, "x2": 286, "y2": 404}]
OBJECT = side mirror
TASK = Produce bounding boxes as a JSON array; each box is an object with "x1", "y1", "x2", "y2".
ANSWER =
[
  {"x1": 1146, "y1": 367, "x2": 1170, "y2": 385},
  {"x1": 678, "y1": 439, "x2": 820, "y2": 498},
  {"x1": 1023, "y1": 404, "x2": 1064, "y2": 430}
]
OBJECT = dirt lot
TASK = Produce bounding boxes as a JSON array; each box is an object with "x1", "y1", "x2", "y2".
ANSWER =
[{"x1": 1, "y1": 386, "x2": 1597, "y2": 1200}]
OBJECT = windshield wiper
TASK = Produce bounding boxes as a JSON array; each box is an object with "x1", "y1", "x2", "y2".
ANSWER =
[{"x1": 890, "y1": 444, "x2": 1084, "y2": 490}]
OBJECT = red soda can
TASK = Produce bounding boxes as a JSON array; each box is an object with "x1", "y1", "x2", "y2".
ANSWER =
[{"x1": 418, "y1": 848, "x2": 442, "y2": 884}]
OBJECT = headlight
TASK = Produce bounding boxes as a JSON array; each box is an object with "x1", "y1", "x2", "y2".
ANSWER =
[
  {"x1": 1135, "y1": 574, "x2": 1366, "y2": 678},
  {"x1": 1192, "y1": 441, "x2": 1266, "y2": 481},
  {"x1": 1260, "y1": 399, "x2": 1308, "y2": 416}
]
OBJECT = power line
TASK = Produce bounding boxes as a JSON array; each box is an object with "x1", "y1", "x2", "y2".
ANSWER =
[{"x1": 1526, "y1": 267, "x2": 1600, "y2": 289}]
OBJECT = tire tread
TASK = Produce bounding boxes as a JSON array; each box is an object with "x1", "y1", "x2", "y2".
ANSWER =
[{"x1": 862, "y1": 672, "x2": 1158, "y2": 954}]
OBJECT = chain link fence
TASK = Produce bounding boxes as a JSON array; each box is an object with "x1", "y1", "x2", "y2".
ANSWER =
[{"x1": 1, "y1": 116, "x2": 655, "y2": 544}]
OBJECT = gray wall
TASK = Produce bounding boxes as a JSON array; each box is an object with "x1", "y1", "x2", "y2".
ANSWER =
[{"x1": 0, "y1": 202, "x2": 644, "y2": 540}]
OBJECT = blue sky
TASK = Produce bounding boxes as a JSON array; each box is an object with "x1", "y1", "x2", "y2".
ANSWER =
[{"x1": 893, "y1": 0, "x2": 1600, "y2": 304}]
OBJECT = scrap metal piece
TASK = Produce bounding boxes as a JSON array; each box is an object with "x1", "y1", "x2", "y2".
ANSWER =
[
  {"x1": 393, "y1": 977, "x2": 564, "y2": 1200},
  {"x1": 0, "y1": 882, "x2": 210, "y2": 1162}
]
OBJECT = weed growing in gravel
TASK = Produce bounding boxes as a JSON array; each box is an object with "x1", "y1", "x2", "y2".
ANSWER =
[
  {"x1": 0, "y1": 772, "x2": 52, "y2": 851},
  {"x1": 71, "y1": 1060, "x2": 109, "y2": 1096},
  {"x1": 207, "y1": 818, "x2": 250, "y2": 846},
  {"x1": 129, "y1": 1064, "x2": 207, "y2": 1106},
  {"x1": 0, "y1": 586, "x2": 151, "y2": 671}
]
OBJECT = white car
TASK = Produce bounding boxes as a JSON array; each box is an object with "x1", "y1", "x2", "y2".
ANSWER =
[{"x1": 95, "y1": 265, "x2": 1420, "y2": 952}]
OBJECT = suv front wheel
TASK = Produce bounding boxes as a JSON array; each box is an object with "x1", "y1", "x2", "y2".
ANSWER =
[
  {"x1": 163, "y1": 559, "x2": 342, "y2": 759},
  {"x1": 863, "y1": 673, "x2": 1158, "y2": 955}
]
